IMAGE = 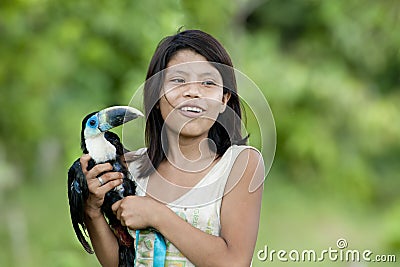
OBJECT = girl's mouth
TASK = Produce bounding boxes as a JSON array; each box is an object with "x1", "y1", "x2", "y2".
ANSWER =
[
  {"x1": 178, "y1": 106, "x2": 205, "y2": 118},
  {"x1": 181, "y1": 106, "x2": 203, "y2": 113}
]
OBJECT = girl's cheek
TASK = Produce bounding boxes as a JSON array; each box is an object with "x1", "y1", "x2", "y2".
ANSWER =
[{"x1": 163, "y1": 90, "x2": 181, "y2": 107}]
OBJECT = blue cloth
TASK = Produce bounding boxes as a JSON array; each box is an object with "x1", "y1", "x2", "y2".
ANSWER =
[
  {"x1": 153, "y1": 231, "x2": 166, "y2": 267},
  {"x1": 135, "y1": 230, "x2": 166, "y2": 267}
]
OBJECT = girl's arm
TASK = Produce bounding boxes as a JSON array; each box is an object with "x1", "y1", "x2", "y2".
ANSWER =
[
  {"x1": 114, "y1": 148, "x2": 265, "y2": 267},
  {"x1": 84, "y1": 210, "x2": 120, "y2": 267},
  {"x1": 80, "y1": 155, "x2": 124, "y2": 267}
]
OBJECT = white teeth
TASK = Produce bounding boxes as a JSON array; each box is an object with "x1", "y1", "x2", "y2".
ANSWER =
[{"x1": 181, "y1": 106, "x2": 203, "y2": 113}]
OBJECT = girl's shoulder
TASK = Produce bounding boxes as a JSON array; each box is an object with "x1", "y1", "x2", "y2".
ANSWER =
[
  {"x1": 126, "y1": 147, "x2": 147, "y2": 156},
  {"x1": 226, "y1": 144, "x2": 262, "y2": 163},
  {"x1": 124, "y1": 148, "x2": 149, "y2": 196},
  {"x1": 225, "y1": 145, "x2": 265, "y2": 193},
  {"x1": 124, "y1": 147, "x2": 148, "y2": 176},
  {"x1": 124, "y1": 147, "x2": 147, "y2": 161}
]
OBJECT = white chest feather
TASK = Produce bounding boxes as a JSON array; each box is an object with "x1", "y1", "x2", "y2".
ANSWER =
[{"x1": 86, "y1": 133, "x2": 117, "y2": 163}]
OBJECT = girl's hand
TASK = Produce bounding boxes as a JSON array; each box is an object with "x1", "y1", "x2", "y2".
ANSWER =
[
  {"x1": 111, "y1": 196, "x2": 162, "y2": 230},
  {"x1": 80, "y1": 154, "x2": 124, "y2": 218}
]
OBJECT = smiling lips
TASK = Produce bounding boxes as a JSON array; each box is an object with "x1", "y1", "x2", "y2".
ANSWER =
[
  {"x1": 181, "y1": 106, "x2": 203, "y2": 113},
  {"x1": 178, "y1": 105, "x2": 206, "y2": 118}
]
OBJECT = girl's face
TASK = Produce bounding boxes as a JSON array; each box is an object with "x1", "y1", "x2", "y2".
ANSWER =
[{"x1": 159, "y1": 49, "x2": 230, "y2": 139}]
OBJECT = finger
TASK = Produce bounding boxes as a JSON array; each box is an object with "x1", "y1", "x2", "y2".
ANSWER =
[
  {"x1": 113, "y1": 199, "x2": 124, "y2": 222},
  {"x1": 87, "y1": 163, "x2": 113, "y2": 179},
  {"x1": 80, "y1": 154, "x2": 91, "y2": 173},
  {"x1": 93, "y1": 172, "x2": 123, "y2": 190},
  {"x1": 112, "y1": 199, "x2": 122, "y2": 214},
  {"x1": 97, "y1": 178, "x2": 123, "y2": 195},
  {"x1": 98, "y1": 172, "x2": 124, "y2": 185}
]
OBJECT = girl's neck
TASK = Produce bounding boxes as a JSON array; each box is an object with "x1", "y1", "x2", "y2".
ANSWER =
[{"x1": 165, "y1": 132, "x2": 217, "y2": 173}]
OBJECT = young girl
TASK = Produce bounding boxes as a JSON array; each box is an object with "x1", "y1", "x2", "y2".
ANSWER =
[{"x1": 80, "y1": 30, "x2": 265, "y2": 267}]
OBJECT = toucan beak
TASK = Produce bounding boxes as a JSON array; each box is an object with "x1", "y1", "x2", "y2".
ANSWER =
[{"x1": 98, "y1": 106, "x2": 143, "y2": 132}]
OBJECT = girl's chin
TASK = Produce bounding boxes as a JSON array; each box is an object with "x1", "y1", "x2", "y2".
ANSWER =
[
  {"x1": 166, "y1": 126, "x2": 210, "y2": 140},
  {"x1": 177, "y1": 128, "x2": 208, "y2": 138},
  {"x1": 164, "y1": 119, "x2": 215, "y2": 135}
]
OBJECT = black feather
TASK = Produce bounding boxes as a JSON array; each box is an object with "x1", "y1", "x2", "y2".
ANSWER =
[
  {"x1": 80, "y1": 112, "x2": 97, "y2": 154},
  {"x1": 67, "y1": 160, "x2": 92, "y2": 253}
]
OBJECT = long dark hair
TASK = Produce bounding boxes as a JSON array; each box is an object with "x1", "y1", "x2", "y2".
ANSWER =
[{"x1": 138, "y1": 29, "x2": 247, "y2": 177}]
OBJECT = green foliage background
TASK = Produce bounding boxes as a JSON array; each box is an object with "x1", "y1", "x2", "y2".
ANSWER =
[{"x1": 0, "y1": 0, "x2": 399, "y2": 266}]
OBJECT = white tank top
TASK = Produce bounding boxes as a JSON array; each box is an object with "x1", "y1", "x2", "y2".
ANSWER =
[{"x1": 128, "y1": 145, "x2": 257, "y2": 267}]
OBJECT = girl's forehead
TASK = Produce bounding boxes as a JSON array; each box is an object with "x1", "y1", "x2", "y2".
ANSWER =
[
  {"x1": 168, "y1": 49, "x2": 207, "y2": 65},
  {"x1": 165, "y1": 61, "x2": 222, "y2": 80},
  {"x1": 164, "y1": 49, "x2": 223, "y2": 80}
]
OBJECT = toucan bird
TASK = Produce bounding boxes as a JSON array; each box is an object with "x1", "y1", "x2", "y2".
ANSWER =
[{"x1": 67, "y1": 106, "x2": 143, "y2": 267}]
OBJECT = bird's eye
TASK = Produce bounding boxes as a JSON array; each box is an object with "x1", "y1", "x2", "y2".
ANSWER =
[{"x1": 87, "y1": 117, "x2": 99, "y2": 129}]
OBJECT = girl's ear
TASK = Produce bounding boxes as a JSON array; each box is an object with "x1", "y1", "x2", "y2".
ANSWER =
[{"x1": 220, "y1": 92, "x2": 231, "y2": 113}]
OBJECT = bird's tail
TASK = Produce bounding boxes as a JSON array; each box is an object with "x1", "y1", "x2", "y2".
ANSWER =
[
  {"x1": 68, "y1": 160, "x2": 94, "y2": 254},
  {"x1": 72, "y1": 220, "x2": 93, "y2": 254}
]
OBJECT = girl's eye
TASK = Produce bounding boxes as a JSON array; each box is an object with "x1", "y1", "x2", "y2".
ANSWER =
[
  {"x1": 202, "y1": 80, "x2": 217, "y2": 86},
  {"x1": 171, "y1": 78, "x2": 185, "y2": 83}
]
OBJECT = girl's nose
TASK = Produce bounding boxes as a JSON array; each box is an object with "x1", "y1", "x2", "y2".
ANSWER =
[{"x1": 183, "y1": 81, "x2": 202, "y2": 98}]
